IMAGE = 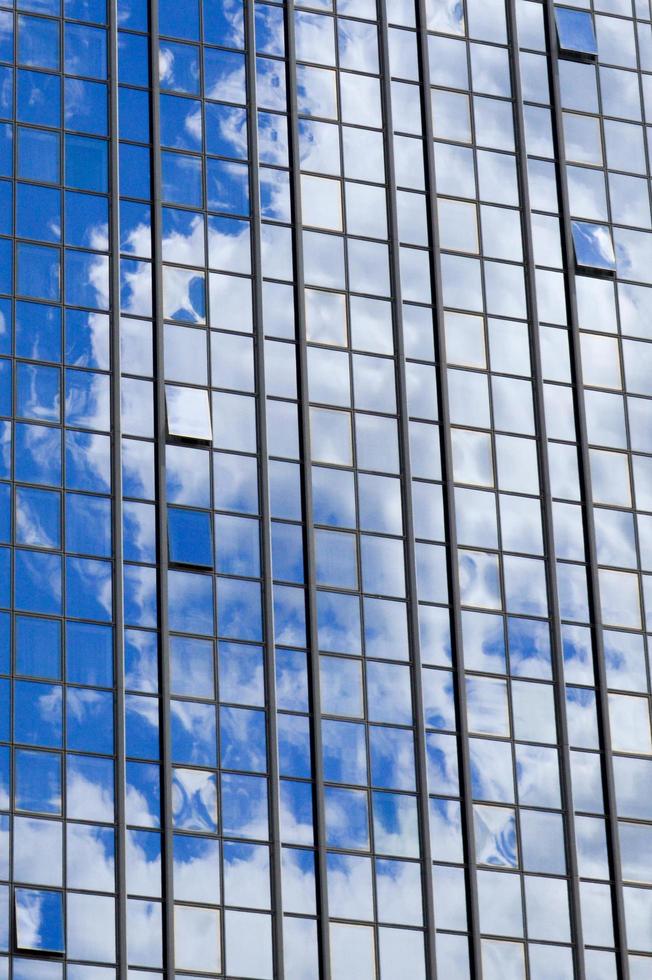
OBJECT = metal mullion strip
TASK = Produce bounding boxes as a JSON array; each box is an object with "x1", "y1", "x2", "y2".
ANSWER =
[
  {"x1": 244, "y1": 1, "x2": 285, "y2": 972},
  {"x1": 375, "y1": 6, "x2": 438, "y2": 977},
  {"x1": 505, "y1": 3, "x2": 586, "y2": 974},
  {"x1": 543, "y1": 3, "x2": 630, "y2": 975},
  {"x1": 148, "y1": 1, "x2": 176, "y2": 972},
  {"x1": 109, "y1": 0, "x2": 128, "y2": 973},
  {"x1": 413, "y1": 6, "x2": 482, "y2": 977},
  {"x1": 284, "y1": 3, "x2": 331, "y2": 975}
]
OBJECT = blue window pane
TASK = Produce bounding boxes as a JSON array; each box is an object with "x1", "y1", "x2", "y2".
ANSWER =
[
  {"x1": 220, "y1": 772, "x2": 267, "y2": 837},
  {"x1": 65, "y1": 78, "x2": 108, "y2": 135},
  {"x1": 65, "y1": 430, "x2": 111, "y2": 493},
  {"x1": 18, "y1": 15, "x2": 60, "y2": 70},
  {"x1": 207, "y1": 158, "x2": 250, "y2": 215},
  {"x1": 118, "y1": 32, "x2": 149, "y2": 86},
  {"x1": 119, "y1": 143, "x2": 151, "y2": 198},
  {"x1": 15, "y1": 423, "x2": 62, "y2": 487},
  {"x1": 65, "y1": 191, "x2": 109, "y2": 249},
  {"x1": 205, "y1": 103, "x2": 248, "y2": 159},
  {"x1": 0, "y1": 548, "x2": 7, "y2": 610},
  {"x1": 15, "y1": 748, "x2": 61, "y2": 814},
  {"x1": 65, "y1": 251, "x2": 110, "y2": 310},
  {"x1": 119, "y1": 86, "x2": 150, "y2": 142},
  {"x1": 0, "y1": 124, "x2": 12, "y2": 177},
  {"x1": 0, "y1": 12, "x2": 13, "y2": 64},
  {"x1": 123, "y1": 501, "x2": 157, "y2": 563},
  {"x1": 159, "y1": 40, "x2": 200, "y2": 95},
  {"x1": 555, "y1": 7, "x2": 597, "y2": 57},
  {"x1": 66, "y1": 493, "x2": 112, "y2": 557},
  {"x1": 273, "y1": 583, "x2": 306, "y2": 647},
  {"x1": 65, "y1": 24, "x2": 108, "y2": 79},
  {"x1": 66, "y1": 621, "x2": 113, "y2": 687},
  {"x1": 160, "y1": 0, "x2": 199, "y2": 40},
  {"x1": 325, "y1": 786, "x2": 369, "y2": 850},
  {"x1": 168, "y1": 507, "x2": 212, "y2": 567},
  {"x1": 67, "y1": 754, "x2": 114, "y2": 822},
  {"x1": 67, "y1": 688, "x2": 114, "y2": 753},
  {"x1": 0, "y1": 483, "x2": 8, "y2": 543},
  {"x1": 117, "y1": 0, "x2": 148, "y2": 31},
  {"x1": 66, "y1": 557, "x2": 113, "y2": 621},
  {"x1": 65, "y1": 368, "x2": 111, "y2": 430},
  {"x1": 0, "y1": 298, "x2": 10, "y2": 355},
  {"x1": 17, "y1": 244, "x2": 60, "y2": 302},
  {"x1": 16, "y1": 888, "x2": 64, "y2": 954},
  {"x1": 124, "y1": 564, "x2": 157, "y2": 627},
  {"x1": 217, "y1": 577, "x2": 262, "y2": 641},
  {"x1": 220, "y1": 706, "x2": 266, "y2": 773},
  {"x1": 162, "y1": 150, "x2": 203, "y2": 206},
  {"x1": 0, "y1": 180, "x2": 11, "y2": 236},
  {"x1": 65, "y1": 0, "x2": 107, "y2": 23},
  {"x1": 204, "y1": 49, "x2": 245, "y2": 104},
  {"x1": 0, "y1": 679, "x2": 8, "y2": 742},
  {"x1": 14, "y1": 681, "x2": 63, "y2": 747},
  {"x1": 572, "y1": 220, "x2": 616, "y2": 273},
  {"x1": 171, "y1": 699, "x2": 216, "y2": 766},
  {"x1": 168, "y1": 569, "x2": 214, "y2": 635},
  {"x1": 16, "y1": 616, "x2": 61, "y2": 680},
  {"x1": 15, "y1": 550, "x2": 62, "y2": 615},
  {"x1": 0, "y1": 67, "x2": 13, "y2": 121},
  {"x1": 160, "y1": 94, "x2": 202, "y2": 151},
  {"x1": 17, "y1": 70, "x2": 61, "y2": 127},
  {"x1": 16, "y1": 301, "x2": 62, "y2": 363},
  {"x1": 203, "y1": 0, "x2": 244, "y2": 48},
  {"x1": 125, "y1": 629, "x2": 158, "y2": 693},
  {"x1": 18, "y1": 127, "x2": 60, "y2": 184},
  {"x1": 125, "y1": 693, "x2": 160, "y2": 759},
  {"x1": 171, "y1": 635, "x2": 214, "y2": 698},
  {"x1": 0, "y1": 612, "x2": 9, "y2": 675},
  {"x1": 16, "y1": 183, "x2": 61, "y2": 243},
  {"x1": 215, "y1": 514, "x2": 260, "y2": 576},
  {"x1": 120, "y1": 200, "x2": 151, "y2": 255},
  {"x1": 0, "y1": 361, "x2": 10, "y2": 417},
  {"x1": 15, "y1": 486, "x2": 61, "y2": 548},
  {"x1": 0, "y1": 240, "x2": 11, "y2": 295},
  {"x1": 16, "y1": 363, "x2": 61, "y2": 422},
  {"x1": 173, "y1": 767, "x2": 215, "y2": 831},
  {"x1": 65, "y1": 133, "x2": 108, "y2": 192}
]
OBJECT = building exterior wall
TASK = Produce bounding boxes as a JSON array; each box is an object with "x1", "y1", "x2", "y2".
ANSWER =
[{"x1": 0, "y1": 0, "x2": 651, "y2": 976}]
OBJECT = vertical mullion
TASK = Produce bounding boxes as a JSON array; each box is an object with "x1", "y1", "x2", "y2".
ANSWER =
[
  {"x1": 108, "y1": 0, "x2": 128, "y2": 971},
  {"x1": 543, "y1": 3, "x2": 630, "y2": 976},
  {"x1": 148, "y1": 0, "x2": 176, "y2": 972},
  {"x1": 505, "y1": 2, "x2": 587, "y2": 976},
  {"x1": 284, "y1": 2, "x2": 332, "y2": 975},
  {"x1": 375, "y1": 5, "x2": 438, "y2": 978},
  {"x1": 244, "y1": 2, "x2": 286, "y2": 973},
  {"x1": 413, "y1": 4, "x2": 483, "y2": 977}
]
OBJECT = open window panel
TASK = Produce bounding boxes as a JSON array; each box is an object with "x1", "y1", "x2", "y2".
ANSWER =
[
  {"x1": 15, "y1": 888, "x2": 65, "y2": 955},
  {"x1": 571, "y1": 220, "x2": 616, "y2": 276},
  {"x1": 555, "y1": 6, "x2": 598, "y2": 60},
  {"x1": 165, "y1": 384, "x2": 212, "y2": 442},
  {"x1": 167, "y1": 506, "x2": 213, "y2": 569}
]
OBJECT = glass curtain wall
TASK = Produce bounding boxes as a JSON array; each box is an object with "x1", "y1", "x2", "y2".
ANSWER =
[{"x1": 0, "y1": 0, "x2": 651, "y2": 977}]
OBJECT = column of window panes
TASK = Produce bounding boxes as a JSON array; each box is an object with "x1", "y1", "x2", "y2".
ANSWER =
[
  {"x1": 428, "y1": 1, "x2": 577, "y2": 975},
  {"x1": 0, "y1": 0, "x2": 119, "y2": 972},
  {"x1": 115, "y1": 1, "x2": 166, "y2": 972},
  {"x1": 0, "y1": 2, "x2": 9, "y2": 969},
  {"x1": 573, "y1": 2, "x2": 652, "y2": 973},
  {"x1": 556, "y1": 0, "x2": 652, "y2": 974},
  {"x1": 520, "y1": 1, "x2": 622, "y2": 974},
  {"x1": 617, "y1": 3, "x2": 652, "y2": 971},
  {"x1": 249, "y1": 2, "x2": 325, "y2": 971},
  {"x1": 386, "y1": 2, "x2": 471, "y2": 977}
]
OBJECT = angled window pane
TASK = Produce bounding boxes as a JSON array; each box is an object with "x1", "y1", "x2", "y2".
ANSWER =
[{"x1": 165, "y1": 385, "x2": 212, "y2": 441}]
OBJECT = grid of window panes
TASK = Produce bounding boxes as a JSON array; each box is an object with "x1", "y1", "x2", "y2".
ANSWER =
[{"x1": 1, "y1": 0, "x2": 652, "y2": 977}]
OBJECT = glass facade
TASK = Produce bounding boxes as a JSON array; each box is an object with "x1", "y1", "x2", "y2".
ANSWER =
[{"x1": 0, "y1": 0, "x2": 651, "y2": 976}]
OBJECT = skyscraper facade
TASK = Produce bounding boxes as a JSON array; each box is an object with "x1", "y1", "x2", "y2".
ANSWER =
[{"x1": 0, "y1": 0, "x2": 651, "y2": 977}]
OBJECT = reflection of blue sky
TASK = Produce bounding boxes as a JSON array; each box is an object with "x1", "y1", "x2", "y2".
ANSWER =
[
  {"x1": 127, "y1": 761, "x2": 160, "y2": 827},
  {"x1": 15, "y1": 888, "x2": 64, "y2": 953}
]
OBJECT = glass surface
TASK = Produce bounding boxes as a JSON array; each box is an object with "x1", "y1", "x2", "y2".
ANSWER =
[{"x1": 555, "y1": 7, "x2": 598, "y2": 56}]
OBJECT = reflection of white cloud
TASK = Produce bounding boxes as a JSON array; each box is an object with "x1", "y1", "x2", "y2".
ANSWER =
[
  {"x1": 175, "y1": 905, "x2": 220, "y2": 973},
  {"x1": 67, "y1": 892, "x2": 115, "y2": 963},
  {"x1": 127, "y1": 899, "x2": 162, "y2": 969},
  {"x1": 67, "y1": 823, "x2": 114, "y2": 891},
  {"x1": 67, "y1": 769, "x2": 114, "y2": 823}
]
